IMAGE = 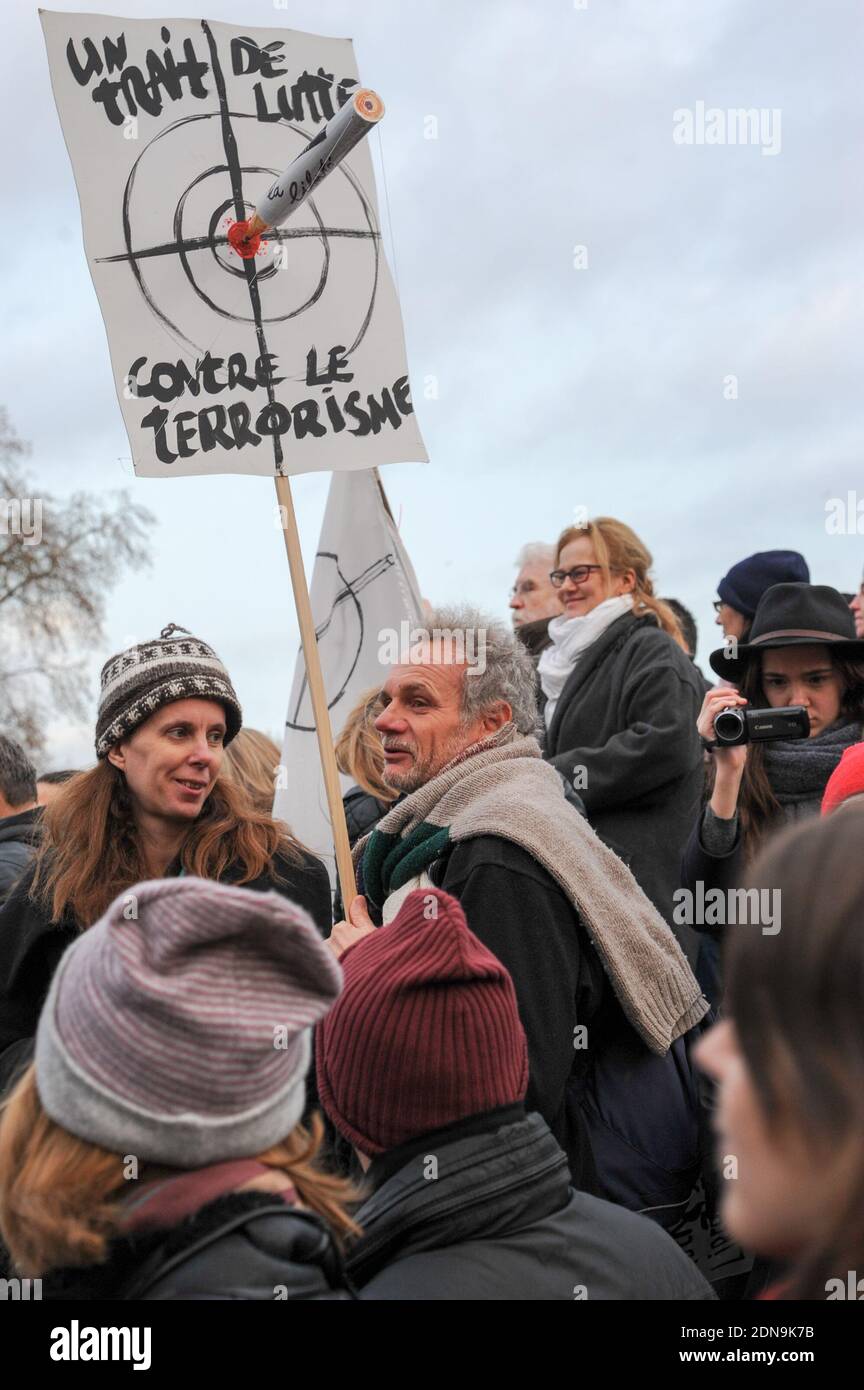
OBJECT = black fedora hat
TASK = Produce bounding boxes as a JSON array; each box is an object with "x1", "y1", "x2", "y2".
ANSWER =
[{"x1": 710, "y1": 583, "x2": 864, "y2": 684}]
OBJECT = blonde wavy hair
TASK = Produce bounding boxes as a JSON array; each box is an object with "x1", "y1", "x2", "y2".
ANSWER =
[
  {"x1": 221, "y1": 728, "x2": 283, "y2": 816},
  {"x1": 555, "y1": 516, "x2": 685, "y2": 648},
  {"x1": 0, "y1": 1066, "x2": 361, "y2": 1277},
  {"x1": 334, "y1": 687, "x2": 396, "y2": 804}
]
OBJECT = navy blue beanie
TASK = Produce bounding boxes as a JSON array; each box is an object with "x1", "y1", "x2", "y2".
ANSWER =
[{"x1": 717, "y1": 550, "x2": 810, "y2": 619}]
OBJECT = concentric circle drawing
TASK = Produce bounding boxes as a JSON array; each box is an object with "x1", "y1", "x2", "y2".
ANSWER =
[
  {"x1": 96, "y1": 109, "x2": 380, "y2": 374},
  {"x1": 286, "y1": 550, "x2": 395, "y2": 732}
]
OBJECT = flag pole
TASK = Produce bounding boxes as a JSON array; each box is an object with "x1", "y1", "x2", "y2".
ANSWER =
[{"x1": 274, "y1": 474, "x2": 357, "y2": 912}]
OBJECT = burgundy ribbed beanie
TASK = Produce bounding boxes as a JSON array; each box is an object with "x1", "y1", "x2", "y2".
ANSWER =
[{"x1": 316, "y1": 888, "x2": 528, "y2": 1155}]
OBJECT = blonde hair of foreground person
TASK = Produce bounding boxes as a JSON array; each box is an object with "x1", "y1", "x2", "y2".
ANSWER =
[{"x1": 0, "y1": 1066, "x2": 360, "y2": 1278}]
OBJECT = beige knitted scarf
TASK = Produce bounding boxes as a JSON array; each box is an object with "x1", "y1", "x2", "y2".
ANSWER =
[{"x1": 356, "y1": 732, "x2": 707, "y2": 1054}]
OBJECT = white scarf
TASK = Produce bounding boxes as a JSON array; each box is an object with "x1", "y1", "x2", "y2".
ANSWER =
[{"x1": 539, "y1": 594, "x2": 634, "y2": 727}]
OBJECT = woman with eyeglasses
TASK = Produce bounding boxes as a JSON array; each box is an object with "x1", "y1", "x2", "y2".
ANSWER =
[{"x1": 540, "y1": 517, "x2": 705, "y2": 949}]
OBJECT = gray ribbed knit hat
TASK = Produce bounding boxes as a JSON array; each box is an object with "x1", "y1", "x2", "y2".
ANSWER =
[
  {"x1": 95, "y1": 624, "x2": 242, "y2": 758},
  {"x1": 35, "y1": 876, "x2": 342, "y2": 1168}
]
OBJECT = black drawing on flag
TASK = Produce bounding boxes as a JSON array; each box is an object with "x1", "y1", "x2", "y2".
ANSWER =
[{"x1": 286, "y1": 550, "x2": 396, "y2": 732}]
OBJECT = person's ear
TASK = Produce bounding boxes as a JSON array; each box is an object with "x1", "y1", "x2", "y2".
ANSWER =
[
  {"x1": 616, "y1": 569, "x2": 637, "y2": 595},
  {"x1": 106, "y1": 743, "x2": 126, "y2": 772},
  {"x1": 482, "y1": 700, "x2": 512, "y2": 733}
]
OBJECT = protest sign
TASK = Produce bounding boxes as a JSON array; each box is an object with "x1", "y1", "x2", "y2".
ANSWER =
[{"x1": 41, "y1": 11, "x2": 428, "y2": 478}]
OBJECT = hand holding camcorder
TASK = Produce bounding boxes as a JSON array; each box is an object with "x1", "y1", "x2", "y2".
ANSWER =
[{"x1": 712, "y1": 704, "x2": 810, "y2": 747}]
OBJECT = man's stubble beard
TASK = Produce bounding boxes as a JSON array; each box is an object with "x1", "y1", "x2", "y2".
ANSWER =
[{"x1": 381, "y1": 726, "x2": 472, "y2": 795}]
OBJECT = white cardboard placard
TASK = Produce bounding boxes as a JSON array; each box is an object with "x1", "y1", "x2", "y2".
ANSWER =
[{"x1": 41, "y1": 11, "x2": 428, "y2": 478}]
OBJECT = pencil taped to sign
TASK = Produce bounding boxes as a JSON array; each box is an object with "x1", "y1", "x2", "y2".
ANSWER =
[{"x1": 241, "y1": 89, "x2": 385, "y2": 247}]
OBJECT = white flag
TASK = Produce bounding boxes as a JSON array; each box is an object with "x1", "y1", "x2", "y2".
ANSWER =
[{"x1": 274, "y1": 468, "x2": 423, "y2": 877}]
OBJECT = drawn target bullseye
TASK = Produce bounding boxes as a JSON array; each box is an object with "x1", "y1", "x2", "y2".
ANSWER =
[
  {"x1": 98, "y1": 110, "x2": 380, "y2": 372},
  {"x1": 172, "y1": 162, "x2": 330, "y2": 318}
]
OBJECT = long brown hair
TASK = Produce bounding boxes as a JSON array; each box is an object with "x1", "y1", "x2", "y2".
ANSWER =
[
  {"x1": 724, "y1": 651, "x2": 864, "y2": 859},
  {"x1": 0, "y1": 1065, "x2": 361, "y2": 1277},
  {"x1": 30, "y1": 759, "x2": 305, "y2": 928},
  {"x1": 555, "y1": 517, "x2": 684, "y2": 646},
  {"x1": 726, "y1": 809, "x2": 864, "y2": 1298}
]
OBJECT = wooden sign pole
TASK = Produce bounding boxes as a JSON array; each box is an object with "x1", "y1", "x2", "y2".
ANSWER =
[{"x1": 274, "y1": 473, "x2": 357, "y2": 912}]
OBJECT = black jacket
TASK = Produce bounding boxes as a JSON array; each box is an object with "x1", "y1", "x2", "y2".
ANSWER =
[
  {"x1": 333, "y1": 787, "x2": 394, "y2": 923},
  {"x1": 0, "y1": 808, "x2": 41, "y2": 906},
  {"x1": 543, "y1": 613, "x2": 704, "y2": 937},
  {"x1": 515, "y1": 616, "x2": 553, "y2": 662},
  {"x1": 361, "y1": 834, "x2": 607, "y2": 1193},
  {"x1": 38, "y1": 1191, "x2": 351, "y2": 1301},
  {"x1": 0, "y1": 847, "x2": 331, "y2": 1095},
  {"x1": 342, "y1": 786, "x2": 392, "y2": 848},
  {"x1": 350, "y1": 1109, "x2": 714, "y2": 1301}
]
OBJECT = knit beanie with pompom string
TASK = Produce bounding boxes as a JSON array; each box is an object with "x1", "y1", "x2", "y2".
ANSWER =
[{"x1": 95, "y1": 623, "x2": 242, "y2": 758}]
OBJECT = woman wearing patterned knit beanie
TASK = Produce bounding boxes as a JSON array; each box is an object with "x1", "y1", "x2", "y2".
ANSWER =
[
  {"x1": 0, "y1": 625, "x2": 331, "y2": 1093},
  {"x1": 0, "y1": 877, "x2": 355, "y2": 1300}
]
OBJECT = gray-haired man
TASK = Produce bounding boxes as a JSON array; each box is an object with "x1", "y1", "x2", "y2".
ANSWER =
[
  {"x1": 328, "y1": 607, "x2": 707, "y2": 1200},
  {"x1": 509, "y1": 542, "x2": 561, "y2": 660}
]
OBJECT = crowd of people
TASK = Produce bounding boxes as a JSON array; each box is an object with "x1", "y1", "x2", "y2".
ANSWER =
[{"x1": 0, "y1": 520, "x2": 863, "y2": 1301}]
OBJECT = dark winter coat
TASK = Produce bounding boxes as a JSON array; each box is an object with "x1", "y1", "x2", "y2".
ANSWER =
[
  {"x1": 342, "y1": 785, "x2": 392, "y2": 848},
  {"x1": 387, "y1": 833, "x2": 607, "y2": 1194},
  {"x1": 542, "y1": 612, "x2": 704, "y2": 940},
  {"x1": 680, "y1": 810, "x2": 745, "y2": 908},
  {"x1": 0, "y1": 808, "x2": 41, "y2": 906},
  {"x1": 350, "y1": 1108, "x2": 714, "y2": 1301},
  {"x1": 515, "y1": 615, "x2": 553, "y2": 662},
  {"x1": 0, "y1": 847, "x2": 331, "y2": 1095},
  {"x1": 37, "y1": 1191, "x2": 351, "y2": 1301}
]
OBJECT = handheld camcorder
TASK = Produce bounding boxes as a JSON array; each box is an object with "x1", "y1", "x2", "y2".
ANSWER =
[{"x1": 713, "y1": 705, "x2": 810, "y2": 747}]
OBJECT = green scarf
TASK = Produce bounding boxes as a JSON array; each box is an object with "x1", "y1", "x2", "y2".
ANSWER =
[{"x1": 363, "y1": 821, "x2": 450, "y2": 907}]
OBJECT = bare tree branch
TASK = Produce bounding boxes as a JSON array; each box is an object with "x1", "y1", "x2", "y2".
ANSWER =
[{"x1": 0, "y1": 408, "x2": 156, "y2": 756}]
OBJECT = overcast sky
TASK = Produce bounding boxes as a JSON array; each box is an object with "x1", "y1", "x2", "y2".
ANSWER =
[{"x1": 3, "y1": 0, "x2": 863, "y2": 766}]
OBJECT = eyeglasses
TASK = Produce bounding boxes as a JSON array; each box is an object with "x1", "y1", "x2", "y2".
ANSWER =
[
  {"x1": 549, "y1": 565, "x2": 605, "y2": 588},
  {"x1": 713, "y1": 600, "x2": 724, "y2": 613}
]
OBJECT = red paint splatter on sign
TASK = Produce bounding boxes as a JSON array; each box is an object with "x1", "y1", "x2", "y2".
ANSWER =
[{"x1": 227, "y1": 220, "x2": 261, "y2": 259}]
